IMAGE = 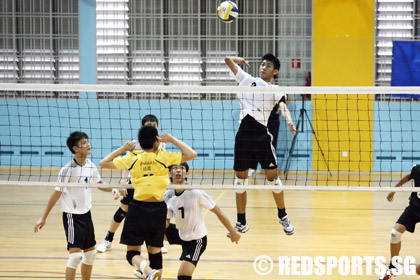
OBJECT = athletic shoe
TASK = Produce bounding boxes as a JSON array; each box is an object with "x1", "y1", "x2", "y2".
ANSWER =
[
  {"x1": 248, "y1": 169, "x2": 256, "y2": 176},
  {"x1": 146, "y1": 269, "x2": 161, "y2": 280},
  {"x1": 161, "y1": 246, "x2": 168, "y2": 254},
  {"x1": 227, "y1": 222, "x2": 249, "y2": 237},
  {"x1": 279, "y1": 216, "x2": 294, "y2": 235},
  {"x1": 96, "y1": 240, "x2": 112, "y2": 253},
  {"x1": 379, "y1": 268, "x2": 396, "y2": 280},
  {"x1": 133, "y1": 269, "x2": 147, "y2": 279}
]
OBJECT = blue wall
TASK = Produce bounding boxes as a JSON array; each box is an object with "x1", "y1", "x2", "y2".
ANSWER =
[
  {"x1": 373, "y1": 102, "x2": 420, "y2": 172},
  {"x1": 2, "y1": 97, "x2": 419, "y2": 172},
  {"x1": 0, "y1": 96, "x2": 312, "y2": 171},
  {"x1": 276, "y1": 101, "x2": 314, "y2": 171}
]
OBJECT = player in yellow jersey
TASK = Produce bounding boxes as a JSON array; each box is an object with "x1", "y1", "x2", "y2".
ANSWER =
[
  {"x1": 100, "y1": 125, "x2": 197, "y2": 280},
  {"x1": 97, "y1": 115, "x2": 168, "y2": 254}
]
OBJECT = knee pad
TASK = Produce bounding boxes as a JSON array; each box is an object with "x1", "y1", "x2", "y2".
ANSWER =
[
  {"x1": 234, "y1": 177, "x2": 248, "y2": 194},
  {"x1": 126, "y1": 250, "x2": 140, "y2": 266},
  {"x1": 67, "y1": 252, "x2": 83, "y2": 269},
  {"x1": 113, "y1": 207, "x2": 127, "y2": 223},
  {"x1": 148, "y1": 252, "x2": 163, "y2": 270},
  {"x1": 178, "y1": 276, "x2": 192, "y2": 280},
  {"x1": 82, "y1": 249, "x2": 97, "y2": 266},
  {"x1": 390, "y1": 229, "x2": 403, "y2": 244},
  {"x1": 268, "y1": 177, "x2": 283, "y2": 194}
]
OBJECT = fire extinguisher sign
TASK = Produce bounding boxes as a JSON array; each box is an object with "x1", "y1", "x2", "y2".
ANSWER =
[{"x1": 292, "y1": 58, "x2": 301, "y2": 69}]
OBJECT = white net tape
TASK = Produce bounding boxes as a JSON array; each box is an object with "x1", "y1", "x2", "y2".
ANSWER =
[
  {"x1": 0, "y1": 83, "x2": 419, "y2": 94},
  {"x1": 0, "y1": 181, "x2": 418, "y2": 192}
]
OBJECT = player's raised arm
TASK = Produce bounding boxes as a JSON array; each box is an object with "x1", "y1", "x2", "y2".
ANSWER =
[
  {"x1": 99, "y1": 141, "x2": 136, "y2": 169},
  {"x1": 225, "y1": 56, "x2": 250, "y2": 75},
  {"x1": 158, "y1": 133, "x2": 197, "y2": 163}
]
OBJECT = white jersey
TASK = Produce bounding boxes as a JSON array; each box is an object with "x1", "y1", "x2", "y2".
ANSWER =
[
  {"x1": 126, "y1": 139, "x2": 166, "y2": 180},
  {"x1": 166, "y1": 190, "x2": 216, "y2": 241},
  {"x1": 55, "y1": 159, "x2": 101, "y2": 214},
  {"x1": 232, "y1": 67, "x2": 286, "y2": 126}
]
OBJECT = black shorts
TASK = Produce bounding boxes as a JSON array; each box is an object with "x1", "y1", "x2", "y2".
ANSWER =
[
  {"x1": 180, "y1": 236, "x2": 207, "y2": 266},
  {"x1": 234, "y1": 115, "x2": 277, "y2": 171},
  {"x1": 396, "y1": 205, "x2": 420, "y2": 233},
  {"x1": 120, "y1": 200, "x2": 167, "y2": 247},
  {"x1": 120, "y1": 188, "x2": 134, "y2": 205},
  {"x1": 63, "y1": 211, "x2": 96, "y2": 250}
]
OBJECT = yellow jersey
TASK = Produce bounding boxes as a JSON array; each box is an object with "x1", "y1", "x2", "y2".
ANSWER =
[{"x1": 113, "y1": 149, "x2": 182, "y2": 201}]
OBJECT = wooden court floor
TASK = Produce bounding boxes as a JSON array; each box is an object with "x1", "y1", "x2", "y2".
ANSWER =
[{"x1": 1, "y1": 185, "x2": 420, "y2": 280}]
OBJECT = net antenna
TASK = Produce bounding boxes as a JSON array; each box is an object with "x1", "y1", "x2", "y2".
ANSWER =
[{"x1": 284, "y1": 94, "x2": 332, "y2": 179}]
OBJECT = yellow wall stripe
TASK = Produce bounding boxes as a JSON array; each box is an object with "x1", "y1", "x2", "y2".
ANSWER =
[{"x1": 313, "y1": 0, "x2": 375, "y2": 172}]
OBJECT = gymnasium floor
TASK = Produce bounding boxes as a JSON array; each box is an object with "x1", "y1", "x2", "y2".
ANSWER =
[{"x1": 1, "y1": 175, "x2": 420, "y2": 280}]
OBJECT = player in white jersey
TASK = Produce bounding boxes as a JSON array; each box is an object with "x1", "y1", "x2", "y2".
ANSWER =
[
  {"x1": 248, "y1": 76, "x2": 296, "y2": 176},
  {"x1": 160, "y1": 163, "x2": 240, "y2": 280},
  {"x1": 34, "y1": 131, "x2": 111, "y2": 280},
  {"x1": 225, "y1": 54, "x2": 296, "y2": 237},
  {"x1": 97, "y1": 114, "x2": 168, "y2": 254}
]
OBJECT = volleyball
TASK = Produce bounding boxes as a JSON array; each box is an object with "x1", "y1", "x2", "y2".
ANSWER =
[{"x1": 217, "y1": 1, "x2": 238, "y2": 23}]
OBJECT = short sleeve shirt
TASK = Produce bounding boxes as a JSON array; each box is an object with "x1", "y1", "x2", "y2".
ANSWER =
[
  {"x1": 55, "y1": 159, "x2": 101, "y2": 214},
  {"x1": 166, "y1": 190, "x2": 216, "y2": 241},
  {"x1": 126, "y1": 140, "x2": 166, "y2": 180},
  {"x1": 113, "y1": 149, "x2": 182, "y2": 201},
  {"x1": 233, "y1": 67, "x2": 286, "y2": 126}
]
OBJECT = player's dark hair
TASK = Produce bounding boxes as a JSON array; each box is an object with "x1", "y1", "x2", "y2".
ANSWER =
[
  {"x1": 141, "y1": 114, "x2": 159, "y2": 126},
  {"x1": 66, "y1": 131, "x2": 89, "y2": 154},
  {"x1": 169, "y1": 162, "x2": 190, "y2": 172},
  {"x1": 138, "y1": 125, "x2": 158, "y2": 150},
  {"x1": 261, "y1": 54, "x2": 280, "y2": 71}
]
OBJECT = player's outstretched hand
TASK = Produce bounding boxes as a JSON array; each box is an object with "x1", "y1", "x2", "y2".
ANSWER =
[
  {"x1": 229, "y1": 231, "x2": 241, "y2": 244},
  {"x1": 112, "y1": 188, "x2": 127, "y2": 200},
  {"x1": 34, "y1": 218, "x2": 46, "y2": 233},
  {"x1": 387, "y1": 192, "x2": 396, "y2": 202},
  {"x1": 288, "y1": 123, "x2": 297, "y2": 136}
]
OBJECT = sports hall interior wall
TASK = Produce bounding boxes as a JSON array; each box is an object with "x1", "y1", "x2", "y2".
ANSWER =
[{"x1": 1, "y1": 0, "x2": 420, "y2": 173}]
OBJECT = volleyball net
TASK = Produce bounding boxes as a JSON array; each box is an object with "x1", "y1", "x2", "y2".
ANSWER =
[{"x1": 1, "y1": 83, "x2": 420, "y2": 192}]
